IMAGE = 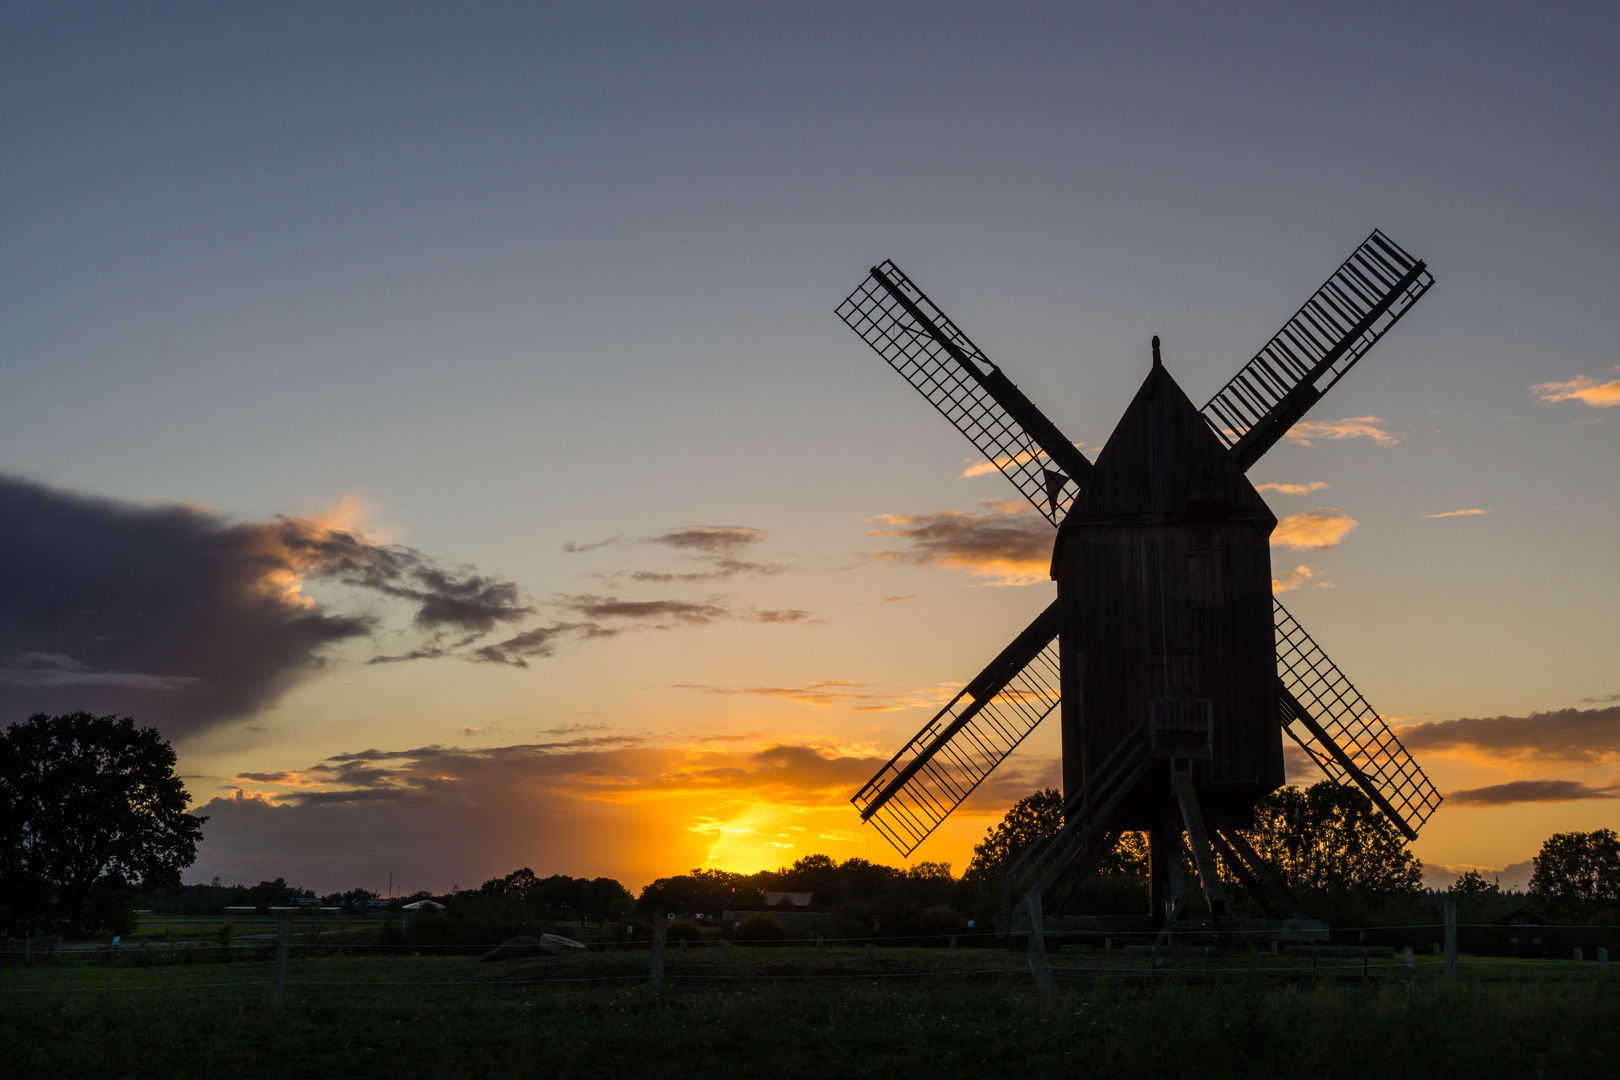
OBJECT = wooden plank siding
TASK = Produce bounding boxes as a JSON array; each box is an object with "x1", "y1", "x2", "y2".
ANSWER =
[{"x1": 1056, "y1": 363, "x2": 1283, "y2": 829}]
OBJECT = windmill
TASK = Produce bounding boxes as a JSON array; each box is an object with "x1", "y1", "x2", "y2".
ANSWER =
[{"x1": 837, "y1": 231, "x2": 1442, "y2": 938}]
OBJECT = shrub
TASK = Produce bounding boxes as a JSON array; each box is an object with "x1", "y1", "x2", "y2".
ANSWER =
[
  {"x1": 732, "y1": 914, "x2": 788, "y2": 943},
  {"x1": 666, "y1": 919, "x2": 704, "y2": 944}
]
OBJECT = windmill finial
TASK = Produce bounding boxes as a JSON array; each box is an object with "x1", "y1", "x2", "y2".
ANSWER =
[{"x1": 1152, "y1": 335, "x2": 1162, "y2": 368}]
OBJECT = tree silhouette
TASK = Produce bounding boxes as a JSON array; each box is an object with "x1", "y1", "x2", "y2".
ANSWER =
[
  {"x1": 0, "y1": 712, "x2": 204, "y2": 935},
  {"x1": 1529, "y1": 829, "x2": 1620, "y2": 907}
]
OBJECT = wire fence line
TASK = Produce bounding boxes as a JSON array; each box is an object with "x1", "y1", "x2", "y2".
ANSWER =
[
  {"x1": 1, "y1": 949, "x2": 1610, "y2": 996},
  {"x1": 4, "y1": 920, "x2": 1616, "y2": 957}
]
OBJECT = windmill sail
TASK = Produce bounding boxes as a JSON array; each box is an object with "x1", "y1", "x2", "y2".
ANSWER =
[
  {"x1": 852, "y1": 602, "x2": 1061, "y2": 855},
  {"x1": 1202, "y1": 231, "x2": 1434, "y2": 471},
  {"x1": 837, "y1": 261, "x2": 1091, "y2": 524},
  {"x1": 1274, "y1": 599, "x2": 1442, "y2": 840}
]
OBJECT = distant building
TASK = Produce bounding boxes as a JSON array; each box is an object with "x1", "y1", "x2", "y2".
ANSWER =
[
  {"x1": 402, "y1": 900, "x2": 446, "y2": 913},
  {"x1": 763, "y1": 892, "x2": 814, "y2": 908}
]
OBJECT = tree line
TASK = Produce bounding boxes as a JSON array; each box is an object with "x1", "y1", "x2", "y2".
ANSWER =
[{"x1": 4, "y1": 712, "x2": 1619, "y2": 937}]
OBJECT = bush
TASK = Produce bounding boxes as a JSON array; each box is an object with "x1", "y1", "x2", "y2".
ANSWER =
[
  {"x1": 732, "y1": 914, "x2": 788, "y2": 943},
  {"x1": 666, "y1": 919, "x2": 704, "y2": 944},
  {"x1": 918, "y1": 904, "x2": 969, "y2": 938}
]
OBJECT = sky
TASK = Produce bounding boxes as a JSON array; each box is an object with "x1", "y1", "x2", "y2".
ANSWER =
[{"x1": 1, "y1": 2, "x2": 1616, "y2": 896}]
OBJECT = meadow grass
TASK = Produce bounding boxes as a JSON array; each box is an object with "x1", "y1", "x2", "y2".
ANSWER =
[{"x1": 2, "y1": 947, "x2": 1614, "y2": 1079}]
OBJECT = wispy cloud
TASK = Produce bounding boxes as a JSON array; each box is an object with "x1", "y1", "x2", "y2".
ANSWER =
[
  {"x1": 676, "y1": 681, "x2": 910, "y2": 712},
  {"x1": 867, "y1": 501, "x2": 1053, "y2": 585},
  {"x1": 1272, "y1": 508, "x2": 1357, "y2": 550},
  {"x1": 1446, "y1": 779, "x2": 1620, "y2": 806},
  {"x1": 1272, "y1": 565, "x2": 1322, "y2": 593},
  {"x1": 1285, "y1": 416, "x2": 1399, "y2": 447},
  {"x1": 1256, "y1": 481, "x2": 1330, "y2": 496},
  {"x1": 961, "y1": 445, "x2": 1086, "y2": 480},
  {"x1": 571, "y1": 525, "x2": 791, "y2": 582},
  {"x1": 1532, "y1": 368, "x2": 1620, "y2": 409},
  {"x1": 1425, "y1": 508, "x2": 1489, "y2": 519},
  {"x1": 470, "y1": 596, "x2": 817, "y2": 668}
]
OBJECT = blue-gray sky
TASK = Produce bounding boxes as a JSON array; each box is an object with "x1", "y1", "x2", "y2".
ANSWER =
[{"x1": 1, "y1": 3, "x2": 1616, "y2": 892}]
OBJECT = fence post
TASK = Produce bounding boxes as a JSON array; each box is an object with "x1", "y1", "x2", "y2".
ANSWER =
[
  {"x1": 1597, "y1": 947, "x2": 1608, "y2": 971},
  {"x1": 865, "y1": 942, "x2": 876, "y2": 961},
  {"x1": 721, "y1": 938, "x2": 732, "y2": 959},
  {"x1": 1403, "y1": 945, "x2": 1414, "y2": 969},
  {"x1": 649, "y1": 914, "x2": 666, "y2": 990},
  {"x1": 272, "y1": 914, "x2": 290, "y2": 1006},
  {"x1": 1443, "y1": 898, "x2": 1458, "y2": 987},
  {"x1": 1025, "y1": 893, "x2": 1056, "y2": 999},
  {"x1": 1573, "y1": 946, "x2": 1583, "y2": 963}
]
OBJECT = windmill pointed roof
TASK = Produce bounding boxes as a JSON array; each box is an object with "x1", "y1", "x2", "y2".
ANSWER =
[{"x1": 1065, "y1": 362, "x2": 1274, "y2": 524}]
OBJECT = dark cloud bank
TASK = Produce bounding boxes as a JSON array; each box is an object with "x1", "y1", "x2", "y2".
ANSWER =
[
  {"x1": 1, "y1": 475, "x2": 816, "y2": 735},
  {"x1": 0, "y1": 475, "x2": 535, "y2": 737}
]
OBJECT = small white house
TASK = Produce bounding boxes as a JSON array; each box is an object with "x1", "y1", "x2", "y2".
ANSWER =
[{"x1": 401, "y1": 899, "x2": 446, "y2": 913}]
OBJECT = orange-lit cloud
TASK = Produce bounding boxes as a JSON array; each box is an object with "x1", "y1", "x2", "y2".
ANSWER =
[
  {"x1": 1272, "y1": 565, "x2": 1315, "y2": 593},
  {"x1": 1398, "y1": 706, "x2": 1620, "y2": 769},
  {"x1": 1446, "y1": 778, "x2": 1620, "y2": 806},
  {"x1": 961, "y1": 445, "x2": 1087, "y2": 479},
  {"x1": 1271, "y1": 508, "x2": 1357, "y2": 550},
  {"x1": 1425, "y1": 508, "x2": 1489, "y2": 519},
  {"x1": 867, "y1": 501, "x2": 1053, "y2": 585},
  {"x1": 1284, "y1": 416, "x2": 1399, "y2": 446},
  {"x1": 1532, "y1": 369, "x2": 1620, "y2": 408},
  {"x1": 1256, "y1": 481, "x2": 1330, "y2": 496},
  {"x1": 199, "y1": 727, "x2": 1061, "y2": 891}
]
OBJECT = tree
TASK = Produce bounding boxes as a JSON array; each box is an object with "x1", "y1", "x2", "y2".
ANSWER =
[
  {"x1": 1529, "y1": 829, "x2": 1620, "y2": 906},
  {"x1": 962, "y1": 788, "x2": 1064, "y2": 887},
  {"x1": 1242, "y1": 781, "x2": 1422, "y2": 896},
  {"x1": 0, "y1": 712, "x2": 205, "y2": 935},
  {"x1": 963, "y1": 789, "x2": 1146, "y2": 886},
  {"x1": 1450, "y1": 868, "x2": 1502, "y2": 899}
]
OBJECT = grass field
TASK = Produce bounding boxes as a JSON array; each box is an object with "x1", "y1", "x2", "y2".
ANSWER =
[{"x1": 3, "y1": 946, "x2": 1615, "y2": 1079}]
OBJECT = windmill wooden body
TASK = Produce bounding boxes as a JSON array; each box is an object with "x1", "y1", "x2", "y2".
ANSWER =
[{"x1": 837, "y1": 232, "x2": 1444, "y2": 937}]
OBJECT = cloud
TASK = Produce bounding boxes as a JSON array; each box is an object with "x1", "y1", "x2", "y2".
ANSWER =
[
  {"x1": 676, "y1": 681, "x2": 909, "y2": 712},
  {"x1": 470, "y1": 597, "x2": 816, "y2": 668},
  {"x1": 962, "y1": 444, "x2": 1088, "y2": 479},
  {"x1": 1284, "y1": 417, "x2": 1399, "y2": 447},
  {"x1": 1532, "y1": 370, "x2": 1620, "y2": 409},
  {"x1": 575, "y1": 525, "x2": 790, "y2": 582},
  {"x1": 1425, "y1": 508, "x2": 1488, "y2": 519},
  {"x1": 881, "y1": 595, "x2": 916, "y2": 605},
  {"x1": 562, "y1": 595, "x2": 814, "y2": 627},
  {"x1": 867, "y1": 501, "x2": 1053, "y2": 585},
  {"x1": 1581, "y1": 693, "x2": 1620, "y2": 704},
  {"x1": 562, "y1": 536, "x2": 624, "y2": 553},
  {"x1": 192, "y1": 736, "x2": 889, "y2": 891},
  {"x1": 1256, "y1": 481, "x2": 1330, "y2": 496},
  {"x1": 646, "y1": 526, "x2": 770, "y2": 553},
  {"x1": 1271, "y1": 508, "x2": 1357, "y2": 550},
  {"x1": 1397, "y1": 706, "x2": 1620, "y2": 769},
  {"x1": 0, "y1": 652, "x2": 198, "y2": 692},
  {"x1": 1272, "y1": 565, "x2": 1318, "y2": 593},
  {"x1": 1445, "y1": 779, "x2": 1620, "y2": 806},
  {"x1": 0, "y1": 474, "x2": 541, "y2": 737}
]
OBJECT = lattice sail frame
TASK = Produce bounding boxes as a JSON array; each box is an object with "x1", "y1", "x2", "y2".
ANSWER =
[
  {"x1": 852, "y1": 629, "x2": 1062, "y2": 856},
  {"x1": 1274, "y1": 598, "x2": 1442, "y2": 837},
  {"x1": 836, "y1": 261, "x2": 1078, "y2": 524},
  {"x1": 1201, "y1": 230, "x2": 1434, "y2": 456}
]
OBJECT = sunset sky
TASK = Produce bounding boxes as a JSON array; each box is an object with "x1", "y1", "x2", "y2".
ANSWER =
[{"x1": 2, "y1": 3, "x2": 1616, "y2": 896}]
